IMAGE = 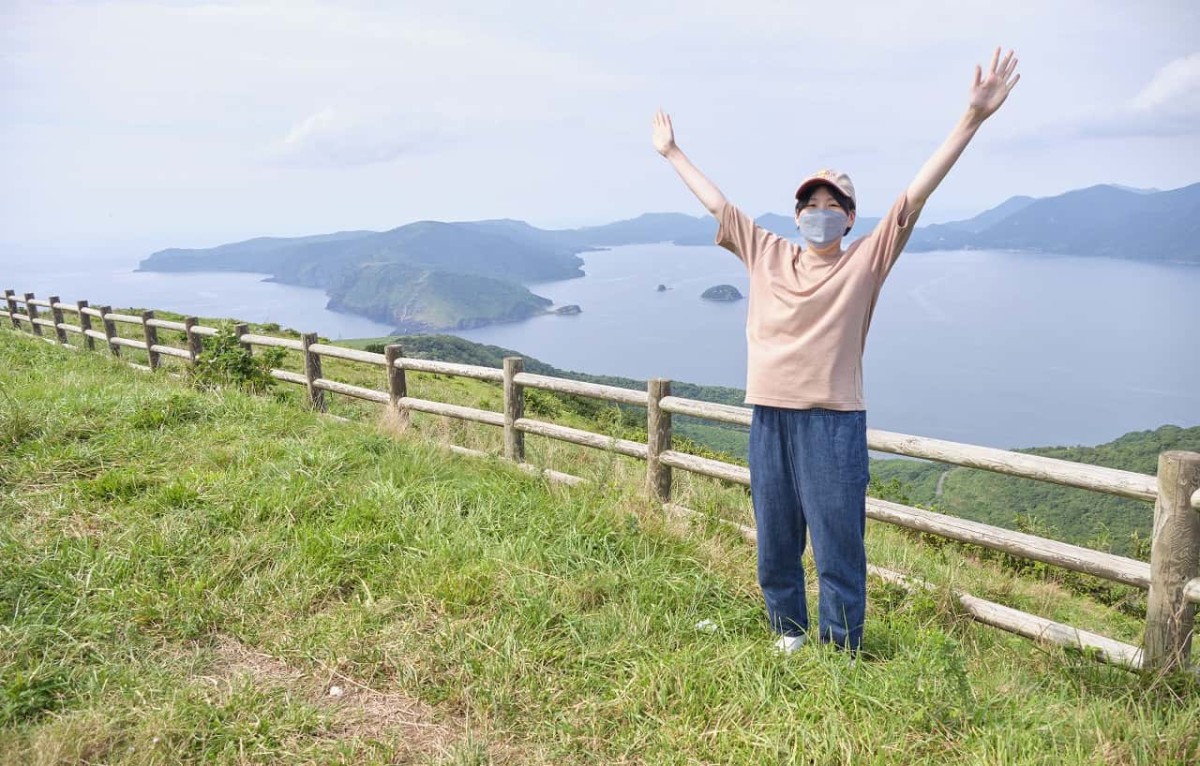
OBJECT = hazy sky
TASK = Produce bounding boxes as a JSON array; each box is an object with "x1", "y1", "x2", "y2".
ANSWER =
[{"x1": 3, "y1": 0, "x2": 1198, "y2": 250}]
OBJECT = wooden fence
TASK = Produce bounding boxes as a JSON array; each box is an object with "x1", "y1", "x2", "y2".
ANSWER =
[{"x1": 5, "y1": 288, "x2": 1200, "y2": 675}]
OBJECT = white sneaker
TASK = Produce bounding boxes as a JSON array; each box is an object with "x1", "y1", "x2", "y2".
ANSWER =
[{"x1": 774, "y1": 634, "x2": 807, "y2": 654}]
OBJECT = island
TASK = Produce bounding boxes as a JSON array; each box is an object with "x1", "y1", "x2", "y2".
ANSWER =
[
  {"x1": 552, "y1": 305, "x2": 582, "y2": 315},
  {"x1": 701, "y1": 284, "x2": 743, "y2": 302}
]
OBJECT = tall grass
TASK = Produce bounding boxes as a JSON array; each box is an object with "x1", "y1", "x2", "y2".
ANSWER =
[{"x1": 1, "y1": 329, "x2": 1196, "y2": 765}]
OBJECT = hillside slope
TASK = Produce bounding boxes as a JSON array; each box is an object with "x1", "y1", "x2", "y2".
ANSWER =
[
  {"x1": 345, "y1": 332, "x2": 1197, "y2": 557},
  {"x1": 2, "y1": 328, "x2": 1196, "y2": 764}
]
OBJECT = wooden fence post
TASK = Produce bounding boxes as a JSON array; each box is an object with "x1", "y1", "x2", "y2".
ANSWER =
[
  {"x1": 23, "y1": 293, "x2": 41, "y2": 337},
  {"x1": 77, "y1": 300, "x2": 95, "y2": 351},
  {"x1": 385, "y1": 344, "x2": 409, "y2": 427},
  {"x1": 1145, "y1": 450, "x2": 1200, "y2": 673},
  {"x1": 48, "y1": 296, "x2": 67, "y2": 345},
  {"x1": 99, "y1": 305, "x2": 120, "y2": 358},
  {"x1": 142, "y1": 310, "x2": 160, "y2": 370},
  {"x1": 184, "y1": 317, "x2": 202, "y2": 365},
  {"x1": 4, "y1": 290, "x2": 18, "y2": 329},
  {"x1": 234, "y1": 322, "x2": 250, "y2": 354},
  {"x1": 301, "y1": 332, "x2": 326, "y2": 412},
  {"x1": 647, "y1": 378, "x2": 673, "y2": 503},
  {"x1": 648, "y1": 381, "x2": 676, "y2": 506},
  {"x1": 503, "y1": 356, "x2": 525, "y2": 463}
]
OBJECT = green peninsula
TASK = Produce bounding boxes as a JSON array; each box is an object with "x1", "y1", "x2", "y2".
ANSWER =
[
  {"x1": 139, "y1": 220, "x2": 588, "y2": 333},
  {"x1": 327, "y1": 262, "x2": 552, "y2": 332}
]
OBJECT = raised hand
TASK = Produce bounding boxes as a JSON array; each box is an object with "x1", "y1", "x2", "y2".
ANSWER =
[
  {"x1": 652, "y1": 109, "x2": 677, "y2": 157},
  {"x1": 906, "y1": 47, "x2": 1022, "y2": 206},
  {"x1": 649, "y1": 109, "x2": 727, "y2": 214},
  {"x1": 969, "y1": 47, "x2": 1020, "y2": 121}
]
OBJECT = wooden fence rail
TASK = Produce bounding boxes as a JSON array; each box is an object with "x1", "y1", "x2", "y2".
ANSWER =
[{"x1": 4, "y1": 288, "x2": 1199, "y2": 675}]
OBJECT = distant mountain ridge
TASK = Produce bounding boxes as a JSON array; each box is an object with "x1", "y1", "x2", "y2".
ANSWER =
[
  {"x1": 949, "y1": 184, "x2": 1200, "y2": 261},
  {"x1": 569, "y1": 183, "x2": 1200, "y2": 262},
  {"x1": 138, "y1": 182, "x2": 1199, "y2": 332}
]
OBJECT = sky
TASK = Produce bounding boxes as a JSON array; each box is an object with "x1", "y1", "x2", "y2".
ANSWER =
[{"x1": 3, "y1": 0, "x2": 1199, "y2": 251}]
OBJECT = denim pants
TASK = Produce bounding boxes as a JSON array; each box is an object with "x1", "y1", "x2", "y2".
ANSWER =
[{"x1": 749, "y1": 405, "x2": 869, "y2": 650}]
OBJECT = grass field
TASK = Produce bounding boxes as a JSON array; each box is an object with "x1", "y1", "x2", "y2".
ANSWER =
[{"x1": 1, "y1": 326, "x2": 1197, "y2": 764}]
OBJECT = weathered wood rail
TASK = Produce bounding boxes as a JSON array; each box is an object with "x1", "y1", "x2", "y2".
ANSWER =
[{"x1": 5, "y1": 288, "x2": 1199, "y2": 675}]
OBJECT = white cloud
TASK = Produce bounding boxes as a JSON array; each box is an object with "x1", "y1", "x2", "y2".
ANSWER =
[
  {"x1": 269, "y1": 107, "x2": 446, "y2": 167},
  {"x1": 1084, "y1": 52, "x2": 1200, "y2": 138},
  {"x1": 1130, "y1": 52, "x2": 1200, "y2": 112},
  {"x1": 1000, "y1": 51, "x2": 1200, "y2": 148},
  {"x1": 3, "y1": 0, "x2": 1199, "y2": 242}
]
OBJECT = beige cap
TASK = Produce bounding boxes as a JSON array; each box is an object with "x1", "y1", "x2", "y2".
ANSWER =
[{"x1": 795, "y1": 169, "x2": 856, "y2": 208}]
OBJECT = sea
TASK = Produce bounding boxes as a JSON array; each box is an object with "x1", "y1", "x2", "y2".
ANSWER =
[{"x1": 3, "y1": 241, "x2": 1197, "y2": 451}]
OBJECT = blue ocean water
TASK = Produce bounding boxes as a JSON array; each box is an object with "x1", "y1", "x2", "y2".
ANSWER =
[
  {"x1": 450, "y1": 244, "x2": 1199, "y2": 450},
  {"x1": 3, "y1": 240, "x2": 1196, "y2": 450}
]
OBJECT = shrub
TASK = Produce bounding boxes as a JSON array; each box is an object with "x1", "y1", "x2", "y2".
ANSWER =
[
  {"x1": 525, "y1": 388, "x2": 563, "y2": 418},
  {"x1": 189, "y1": 323, "x2": 285, "y2": 394}
]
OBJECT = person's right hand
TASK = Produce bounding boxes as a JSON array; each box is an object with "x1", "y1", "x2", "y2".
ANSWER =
[{"x1": 652, "y1": 109, "x2": 677, "y2": 156}]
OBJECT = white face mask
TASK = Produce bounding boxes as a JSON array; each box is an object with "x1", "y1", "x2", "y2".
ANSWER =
[{"x1": 797, "y1": 209, "x2": 848, "y2": 246}]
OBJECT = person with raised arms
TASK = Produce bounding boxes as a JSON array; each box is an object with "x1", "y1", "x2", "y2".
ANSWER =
[{"x1": 652, "y1": 48, "x2": 1020, "y2": 655}]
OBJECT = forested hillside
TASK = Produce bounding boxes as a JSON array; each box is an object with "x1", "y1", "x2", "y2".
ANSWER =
[{"x1": 870, "y1": 425, "x2": 1200, "y2": 557}]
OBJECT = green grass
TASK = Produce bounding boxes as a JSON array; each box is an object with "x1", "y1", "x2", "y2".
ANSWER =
[{"x1": 2, "y1": 327, "x2": 1198, "y2": 764}]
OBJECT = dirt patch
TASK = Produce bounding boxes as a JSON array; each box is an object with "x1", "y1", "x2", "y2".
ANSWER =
[{"x1": 207, "y1": 635, "x2": 467, "y2": 760}]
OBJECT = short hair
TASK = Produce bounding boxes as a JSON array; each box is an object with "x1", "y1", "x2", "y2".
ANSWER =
[{"x1": 794, "y1": 182, "x2": 856, "y2": 215}]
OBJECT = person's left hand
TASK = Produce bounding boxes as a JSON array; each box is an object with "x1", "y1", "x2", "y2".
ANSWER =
[{"x1": 969, "y1": 47, "x2": 1020, "y2": 121}]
